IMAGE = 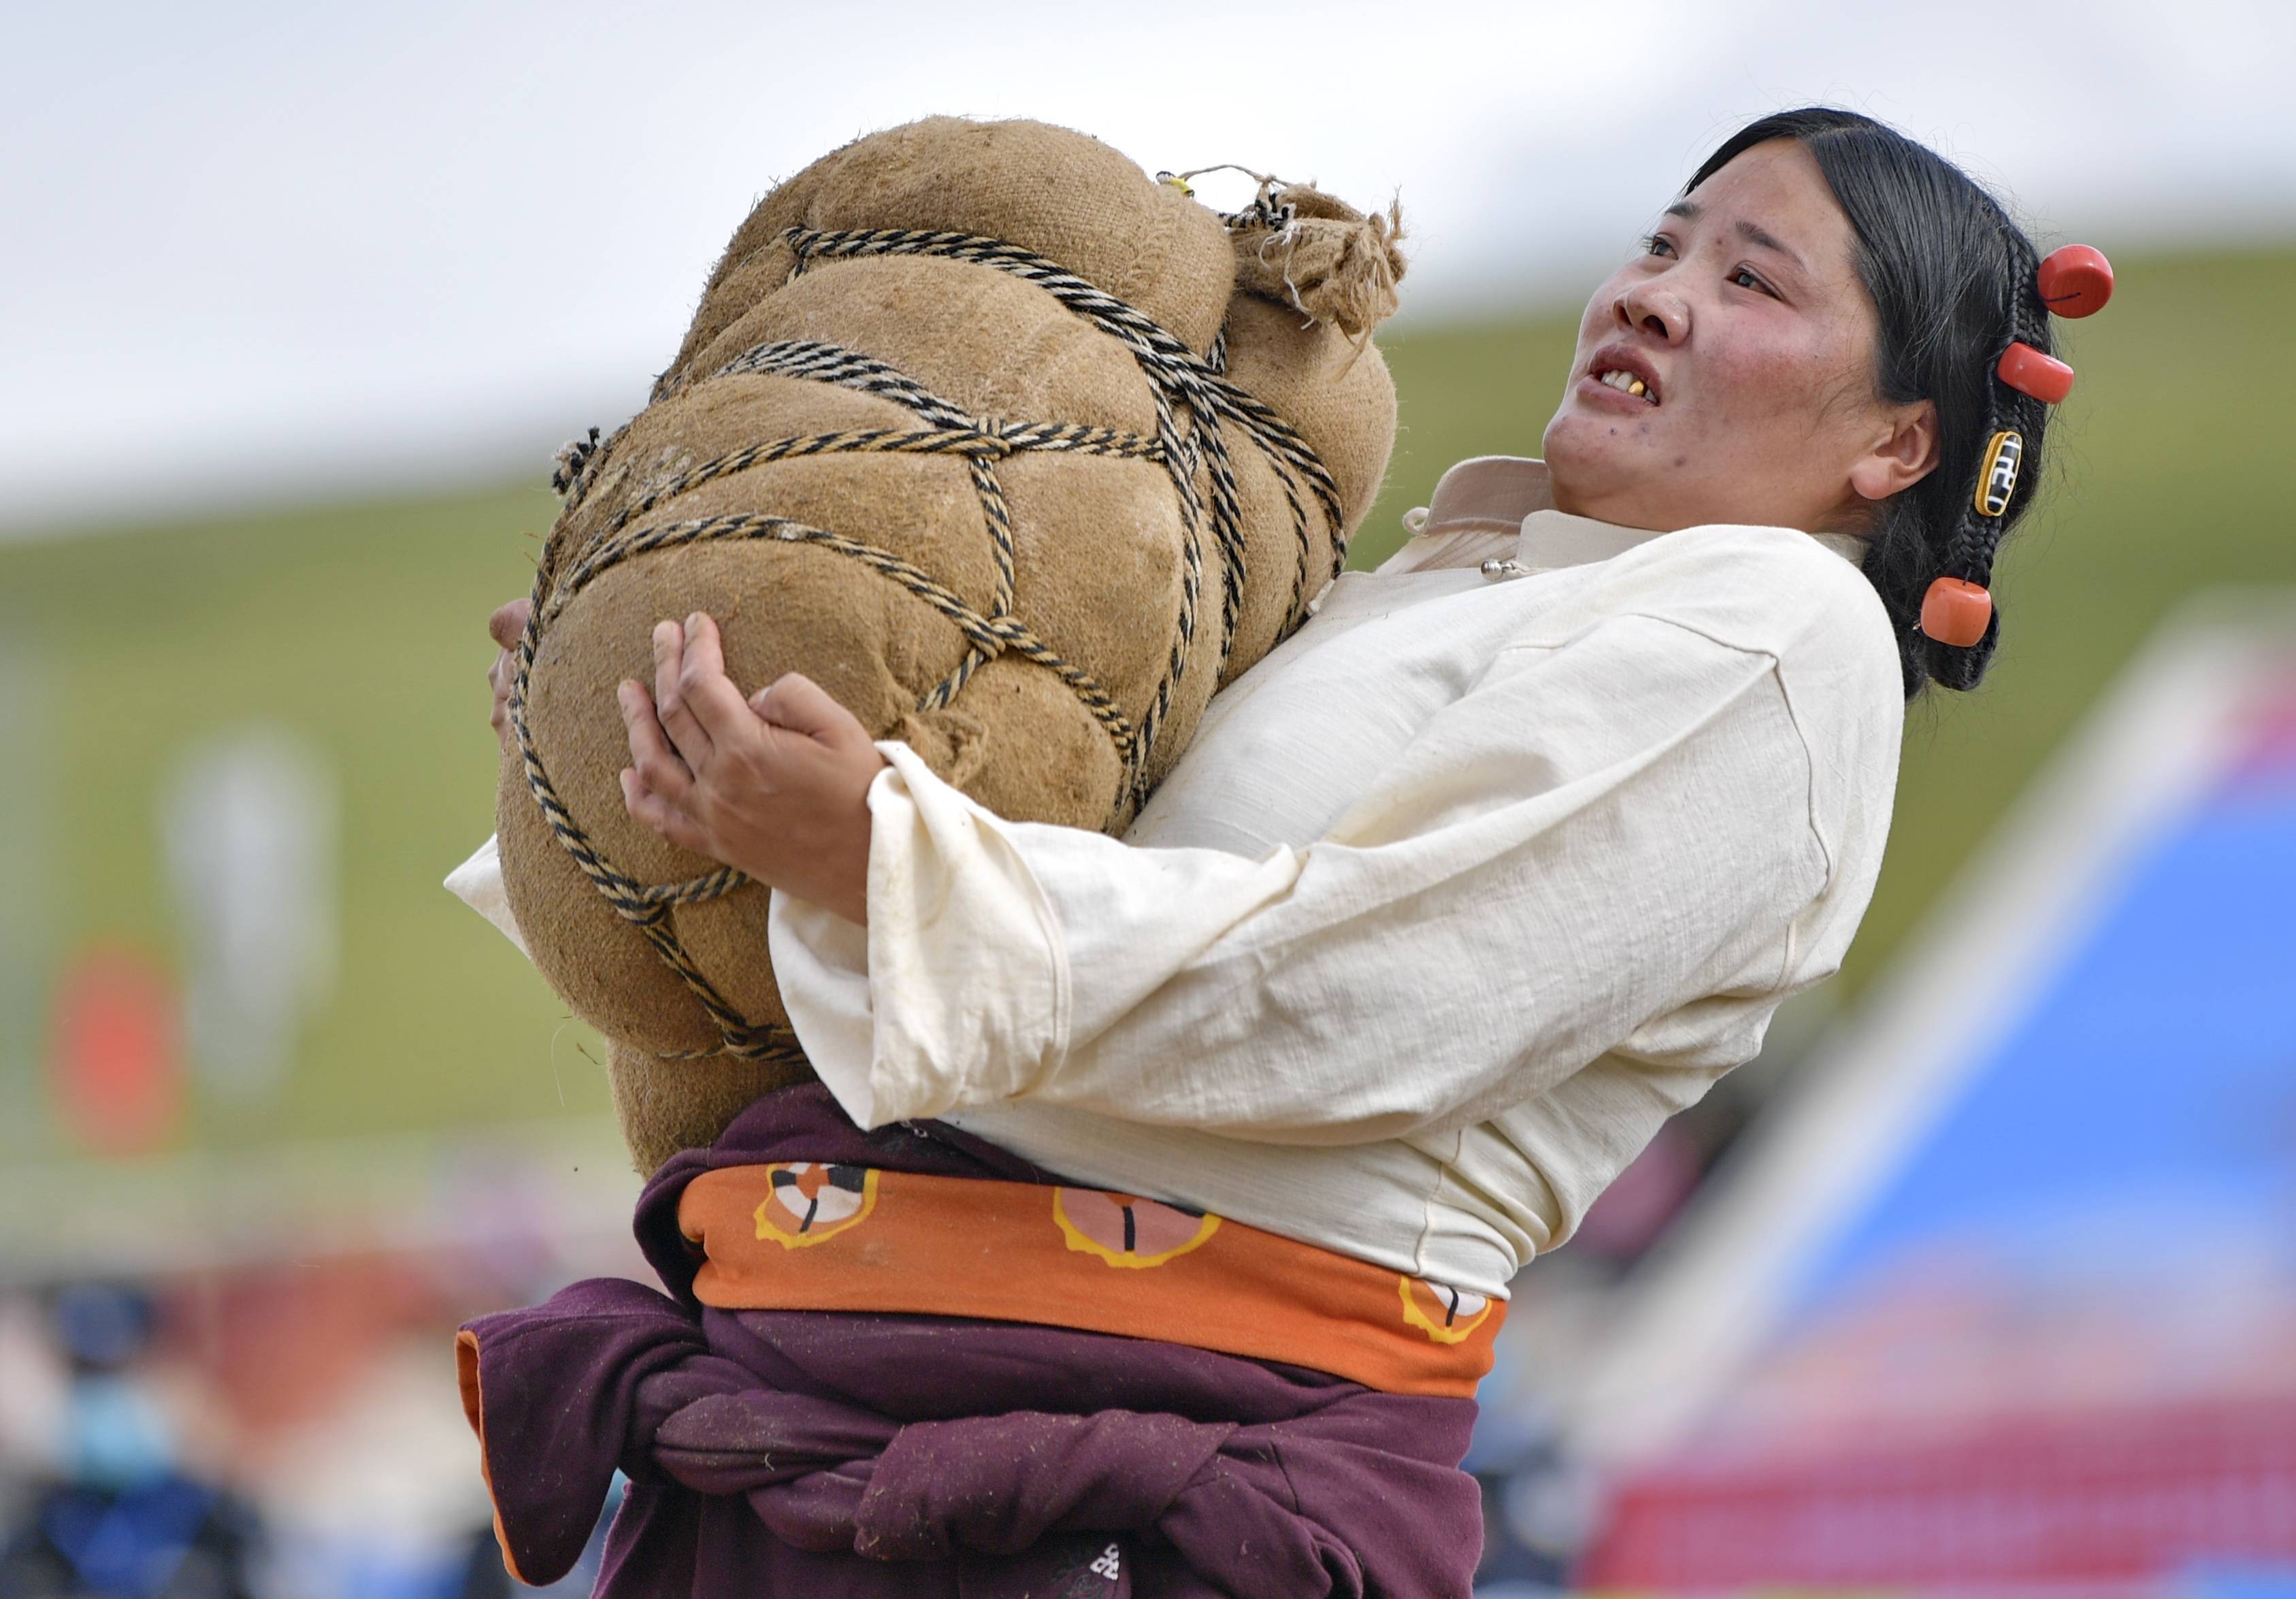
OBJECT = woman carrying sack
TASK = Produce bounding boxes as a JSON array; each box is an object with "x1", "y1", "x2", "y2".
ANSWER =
[{"x1": 457, "y1": 108, "x2": 2109, "y2": 1596}]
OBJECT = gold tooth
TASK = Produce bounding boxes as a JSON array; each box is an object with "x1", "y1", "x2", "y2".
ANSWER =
[{"x1": 1627, "y1": 378, "x2": 1647, "y2": 398}]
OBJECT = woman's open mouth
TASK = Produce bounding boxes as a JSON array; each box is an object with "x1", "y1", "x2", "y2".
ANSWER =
[{"x1": 1582, "y1": 346, "x2": 1664, "y2": 408}]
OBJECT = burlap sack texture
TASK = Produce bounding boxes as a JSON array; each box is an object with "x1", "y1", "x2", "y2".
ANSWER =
[{"x1": 496, "y1": 118, "x2": 1406, "y2": 1172}]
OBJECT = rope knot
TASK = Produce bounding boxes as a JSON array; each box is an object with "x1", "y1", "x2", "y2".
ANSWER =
[
  {"x1": 553, "y1": 427, "x2": 604, "y2": 497},
  {"x1": 1225, "y1": 183, "x2": 1407, "y2": 344}
]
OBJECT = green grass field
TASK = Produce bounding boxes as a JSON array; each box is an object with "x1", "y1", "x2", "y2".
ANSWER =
[{"x1": 4, "y1": 246, "x2": 2291, "y2": 1159}]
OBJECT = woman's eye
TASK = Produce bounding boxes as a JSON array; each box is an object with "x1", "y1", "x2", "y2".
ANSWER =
[
  {"x1": 1730, "y1": 266, "x2": 1775, "y2": 296},
  {"x1": 1641, "y1": 233, "x2": 1675, "y2": 259}
]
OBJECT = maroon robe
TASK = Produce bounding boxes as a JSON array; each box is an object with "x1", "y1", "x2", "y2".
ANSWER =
[{"x1": 457, "y1": 1087, "x2": 1484, "y2": 1596}]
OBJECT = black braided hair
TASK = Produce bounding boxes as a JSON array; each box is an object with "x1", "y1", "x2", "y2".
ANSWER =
[{"x1": 1688, "y1": 110, "x2": 2056, "y2": 697}]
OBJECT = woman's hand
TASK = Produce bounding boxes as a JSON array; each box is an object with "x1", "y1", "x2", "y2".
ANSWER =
[
  {"x1": 487, "y1": 597, "x2": 531, "y2": 753},
  {"x1": 617, "y1": 613, "x2": 886, "y2": 925}
]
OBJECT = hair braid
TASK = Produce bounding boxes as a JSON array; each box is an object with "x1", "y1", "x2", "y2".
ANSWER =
[{"x1": 1922, "y1": 228, "x2": 2051, "y2": 691}]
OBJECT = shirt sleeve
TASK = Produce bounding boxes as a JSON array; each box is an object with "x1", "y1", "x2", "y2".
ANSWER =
[{"x1": 768, "y1": 612, "x2": 1834, "y2": 1144}]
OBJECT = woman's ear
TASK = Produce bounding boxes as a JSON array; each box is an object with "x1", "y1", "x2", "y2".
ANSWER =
[{"x1": 1848, "y1": 399, "x2": 1939, "y2": 503}]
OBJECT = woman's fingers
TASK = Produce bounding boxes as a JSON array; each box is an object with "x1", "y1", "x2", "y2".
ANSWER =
[
  {"x1": 617, "y1": 620, "x2": 877, "y2": 902},
  {"x1": 618, "y1": 681, "x2": 693, "y2": 800},
  {"x1": 675, "y1": 613, "x2": 761, "y2": 748},
  {"x1": 751, "y1": 672, "x2": 872, "y2": 751},
  {"x1": 489, "y1": 650, "x2": 513, "y2": 741},
  {"x1": 620, "y1": 768, "x2": 711, "y2": 856},
  {"x1": 489, "y1": 597, "x2": 531, "y2": 652},
  {"x1": 652, "y1": 620, "x2": 715, "y2": 768},
  {"x1": 487, "y1": 598, "x2": 531, "y2": 748}
]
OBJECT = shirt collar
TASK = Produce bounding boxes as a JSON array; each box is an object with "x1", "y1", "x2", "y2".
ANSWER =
[
  {"x1": 1399, "y1": 455, "x2": 1869, "y2": 574},
  {"x1": 1513, "y1": 508, "x2": 1668, "y2": 572}
]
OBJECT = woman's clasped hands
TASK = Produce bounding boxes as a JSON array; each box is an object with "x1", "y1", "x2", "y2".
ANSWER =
[
  {"x1": 486, "y1": 602, "x2": 883, "y2": 922},
  {"x1": 610, "y1": 614, "x2": 886, "y2": 925}
]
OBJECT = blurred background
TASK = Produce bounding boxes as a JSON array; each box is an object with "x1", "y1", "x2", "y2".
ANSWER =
[{"x1": 3, "y1": 2, "x2": 2292, "y2": 1594}]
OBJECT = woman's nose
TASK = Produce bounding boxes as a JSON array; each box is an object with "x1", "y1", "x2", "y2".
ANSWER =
[{"x1": 1615, "y1": 280, "x2": 1688, "y2": 343}]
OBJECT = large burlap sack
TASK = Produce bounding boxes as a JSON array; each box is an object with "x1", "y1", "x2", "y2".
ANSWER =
[{"x1": 497, "y1": 119, "x2": 1405, "y2": 1172}]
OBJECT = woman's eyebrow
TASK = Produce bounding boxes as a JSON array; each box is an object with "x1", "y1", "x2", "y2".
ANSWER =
[
  {"x1": 1736, "y1": 218, "x2": 1806, "y2": 269},
  {"x1": 1661, "y1": 199, "x2": 1807, "y2": 271}
]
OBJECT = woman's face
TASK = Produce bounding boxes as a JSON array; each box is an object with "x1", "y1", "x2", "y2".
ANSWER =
[{"x1": 1542, "y1": 137, "x2": 1935, "y2": 535}]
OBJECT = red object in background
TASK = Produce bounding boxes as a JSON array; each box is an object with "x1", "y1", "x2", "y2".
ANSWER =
[
  {"x1": 1998, "y1": 342, "x2": 2078, "y2": 403},
  {"x1": 50, "y1": 946, "x2": 184, "y2": 1155},
  {"x1": 2038, "y1": 244, "x2": 2115, "y2": 318},
  {"x1": 1579, "y1": 1398, "x2": 2296, "y2": 1589},
  {"x1": 190, "y1": 1254, "x2": 433, "y2": 1440},
  {"x1": 2225, "y1": 678, "x2": 2296, "y2": 791}
]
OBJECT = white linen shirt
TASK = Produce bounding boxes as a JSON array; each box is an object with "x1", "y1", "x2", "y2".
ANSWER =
[{"x1": 454, "y1": 458, "x2": 1905, "y2": 1300}]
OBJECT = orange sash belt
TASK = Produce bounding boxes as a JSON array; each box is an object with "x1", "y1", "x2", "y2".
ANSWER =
[{"x1": 679, "y1": 1163, "x2": 1504, "y2": 1399}]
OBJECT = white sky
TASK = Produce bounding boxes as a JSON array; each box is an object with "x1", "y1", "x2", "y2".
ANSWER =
[{"x1": 4, "y1": 0, "x2": 2292, "y2": 535}]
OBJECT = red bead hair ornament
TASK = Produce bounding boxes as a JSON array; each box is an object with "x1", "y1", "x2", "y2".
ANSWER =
[
  {"x1": 1997, "y1": 246, "x2": 2112, "y2": 405},
  {"x1": 2037, "y1": 244, "x2": 2114, "y2": 318},
  {"x1": 1922, "y1": 248, "x2": 2112, "y2": 654},
  {"x1": 1999, "y1": 342, "x2": 2076, "y2": 403},
  {"x1": 1921, "y1": 576, "x2": 1994, "y2": 647}
]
